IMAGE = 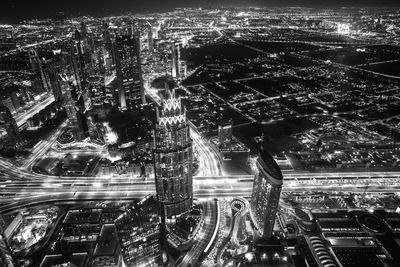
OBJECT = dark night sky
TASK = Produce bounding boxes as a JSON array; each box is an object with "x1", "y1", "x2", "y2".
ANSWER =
[{"x1": 1, "y1": 0, "x2": 399, "y2": 23}]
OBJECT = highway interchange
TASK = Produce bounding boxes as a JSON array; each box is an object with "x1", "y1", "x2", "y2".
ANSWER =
[
  {"x1": 0, "y1": 87, "x2": 399, "y2": 216},
  {"x1": 1, "y1": 88, "x2": 400, "y2": 212},
  {"x1": 1, "y1": 79, "x2": 400, "y2": 223},
  {"x1": 2, "y1": 169, "x2": 400, "y2": 212}
]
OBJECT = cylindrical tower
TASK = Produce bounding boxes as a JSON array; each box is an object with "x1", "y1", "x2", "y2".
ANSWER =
[{"x1": 153, "y1": 91, "x2": 193, "y2": 221}]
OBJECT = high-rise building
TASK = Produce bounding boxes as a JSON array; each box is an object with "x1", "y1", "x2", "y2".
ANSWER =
[
  {"x1": 153, "y1": 90, "x2": 193, "y2": 220},
  {"x1": 28, "y1": 50, "x2": 50, "y2": 93},
  {"x1": 72, "y1": 30, "x2": 91, "y2": 91},
  {"x1": 114, "y1": 33, "x2": 145, "y2": 110},
  {"x1": 0, "y1": 216, "x2": 15, "y2": 267},
  {"x1": 60, "y1": 75, "x2": 88, "y2": 142},
  {"x1": 102, "y1": 22, "x2": 115, "y2": 70},
  {"x1": 170, "y1": 42, "x2": 180, "y2": 78},
  {"x1": 218, "y1": 119, "x2": 233, "y2": 145},
  {"x1": 102, "y1": 22, "x2": 113, "y2": 52},
  {"x1": 92, "y1": 224, "x2": 121, "y2": 267},
  {"x1": 10, "y1": 92, "x2": 20, "y2": 111},
  {"x1": 152, "y1": 26, "x2": 159, "y2": 40},
  {"x1": 250, "y1": 145, "x2": 283, "y2": 239},
  {"x1": 0, "y1": 105, "x2": 22, "y2": 148},
  {"x1": 64, "y1": 36, "x2": 92, "y2": 112},
  {"x1": 114, "y1": 195, "x2": 162, "y2": 267},
  {"x1": 148, "y1": 30, "x2": 154, "y2": 51},
  {"x1": 1, "y1": 98, "x2": 15, "y2": 114},
  {"x1": 48, "y1": 66, "x2": 63, "y2": 101},
  {"x1": 80, "y1": 21, "x2": 88, "y2": 39}
]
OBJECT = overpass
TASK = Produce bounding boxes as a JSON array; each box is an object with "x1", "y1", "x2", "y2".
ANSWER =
[{"x1": 1, "y1": 171, "x2": 400, "y2": 213}]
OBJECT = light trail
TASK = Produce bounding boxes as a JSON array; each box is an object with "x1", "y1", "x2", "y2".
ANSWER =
[
  {"x1": 2, "y1": 174, "x2": 400, "y2": 207},
  {"x1": 15, "y1": 94, "x2": 55, "y2": 127},
  {"x1": 22, "y1": 120, "x2": 68, "y2": 170},
  {"x1": 190, "y1": 128, "x2": 221, "y2": 176}
]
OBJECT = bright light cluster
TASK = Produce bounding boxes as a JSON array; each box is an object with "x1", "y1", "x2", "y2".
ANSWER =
[
  {"x1": 159, "y1": 114, "x2": 186, "y2": 126},
  {"x1": 159, "y1": 97, "x2": 186, "y2": 126},
  {"x1": 162, "y1": 97, "x2": 182, "y2": 112},
  {"x1": 337, "y1": 23, "x2": 350, "y2": 34}
]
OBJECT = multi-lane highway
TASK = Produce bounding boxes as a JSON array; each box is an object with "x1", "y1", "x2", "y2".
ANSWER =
[
  {"x1": 191, "y1": 129, "x2": 221, "y2": 176},
  {"x1": 2, "y1": 172, "x2": 400, "y2": 212},
  {"x1": 178, "y1": 199, "x2": 219, "y2": 267},
  {"x1": 15, "y1": 94, "x2": 55, "y2": 128},
  {"x1": 22, "y1": 120, "x2": 68, "y2": 170}
]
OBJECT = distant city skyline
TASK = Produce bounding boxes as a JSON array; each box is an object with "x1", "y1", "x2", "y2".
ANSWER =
[{"x1": 1, "y1": 0, "x2": 400, "y2": 23}]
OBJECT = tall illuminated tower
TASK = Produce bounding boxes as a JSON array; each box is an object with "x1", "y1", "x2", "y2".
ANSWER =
[
  {"x1": 171, "y1": 42, "x2": 180, "y2": 78},
  {"x1": 114, "y1": 33, "x2": 145, "y2": 110},
  {"x1": 60, "y1": 75, "x2": 88, "y2": 142},
  {"x1": 153, "y1": 90, "x2": 193, "y2": 221},
  {"x1": 250, "y1": 145, "x2": 283, "y2": 239},
  {"x1": 48, "y1": 66, "x2": 63, "y2": 101},
  {"x1": 114, "y1": 196, "x2": 162, "y2": 266},
  {"x1": 28, "y1": 50, "x2": 50, "y2": 93},
  {"x1": 0, "y1": 105, "x2": 22, "y2": 148},
  {"x1": 72, "y1": 29, "x2": 93, "y2": 92}
]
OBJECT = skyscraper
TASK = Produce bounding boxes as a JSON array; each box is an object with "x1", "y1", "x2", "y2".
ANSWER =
[
  {"x1": 218, "y1": 119, "x2": 233, "y2": 145},
  {"x1": 102, "y1": 22, "x2": 115, "y2": 72},
  {"x1": 48, "y1": 66, "x2": 63, "y2": 101},
  {"x1": 114, "y1": 33, "x2": 145, "y2": 110},
  {"x1": 102, "y1": 22, "x2": 113, "y2": 55},
  {"x1": 114, "y1": 195, "x2": 162, "y2": 267},
  {"x1": 153, "y1": 90, "x2": 193, "y2": 221},
  {"x1": 60, "y1": 75, "x2": 87, "y2": 142},
  {"x1": 170, "y1": 42, "x2": 180, "y2": 78},
  {"x1": 152, "y1": 26, "x2": 159, "y2": 40},
  {"x1": 148, "y1": 29, "x2": 154, "y2": 52},
  {"x1": 72, "y1": 29, "x2": 91, "y2": 91},
  {"x1": 0, "y1": 105, "x2": 22, "y2": 148},
  {"x1": 250, "y1": 145, "x2": 283, "y2": 239},
  {"x1": 0, "y1": 216, "x2": 15, "y2": 267},
  {"x1": 28, "y1": 50, "x2": 50, "y2": 93}
]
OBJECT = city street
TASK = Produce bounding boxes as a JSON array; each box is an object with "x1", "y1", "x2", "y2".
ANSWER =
[
  {"x1": 15, "y1": 94, "x2": 55, "y2": 127},
  {"x1": 178, "y1": 199, "x2": 219, "y2": 267}
]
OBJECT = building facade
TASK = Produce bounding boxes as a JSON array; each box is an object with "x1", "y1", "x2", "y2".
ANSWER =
[
  {"x1": 250, "y1": 145, "x2": 283, "y2": 239},
  {"x1": 0, "y1": 105, "x2": 22, "y2": 148},
  {"x1": 114, "y1": 195, "x2": 162, "y2": 267},
  {"x1": 114, "y1": 33, "x2": 145, "y2": 110},
  {"x1": 60, "y1": 75, "x2": 88, "y2": 142},
  {"x1": 170, "y1": 42, "x2": 180, "y2": 79},
  {"x1": 218, "y1": 119, "x2": 233, "y2": 145},
  {"x1": 28, "y1": 50, "x2": 51, "y2": 93},
  {"x1": 48, "y1": 65, "x2": 63, "y2": 101},
  {"x1": 0, "y1": 216, "x2": 15, "y2": 267},
  {"x1": 153, "y1": 91, "x2": 193, "y2": 220},
  {"x1": 92, "y1": 224, "x2": 121, "y2": 267}
]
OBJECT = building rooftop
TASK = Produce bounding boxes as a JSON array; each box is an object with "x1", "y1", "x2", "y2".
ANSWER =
[
  {"x1": 258, "y1": 144, "x2": 283, "y2": 181},
  {"x1": 62, "y1": 209, "x2": 102, "y2": 225},
  {"x1": 94, "y1": 224, "x2": 119, "y2": 257},
  {"x1": 40, "y1": 253, "x2": 87, "y2": 267}
]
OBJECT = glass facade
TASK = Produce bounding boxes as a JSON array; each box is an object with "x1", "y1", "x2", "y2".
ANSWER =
[
  {"x1": 114, "y1": 34, "x2": 143, "y2": 110},
  {"x1": 114, "y1": 196, "x2": 162, "y2": 267},
  {"x1": 251, "y1": 150, "x2": 283, "y2": 239},
  {"x1": 61, "y1": 77, "x2": 87, "y2": 142},
  {"x1": 153, "y1": 95, "x2": 193, "y2": 219}
]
